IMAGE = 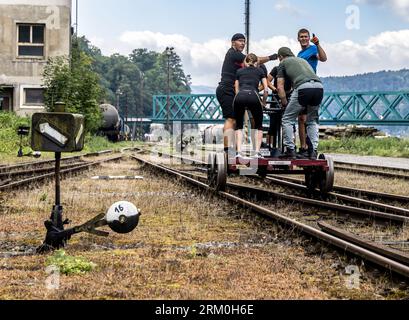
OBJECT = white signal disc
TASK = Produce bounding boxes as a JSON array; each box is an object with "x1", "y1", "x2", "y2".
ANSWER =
[{"x1": 106, "y1": 201, "x2": 140, "y2": 223}]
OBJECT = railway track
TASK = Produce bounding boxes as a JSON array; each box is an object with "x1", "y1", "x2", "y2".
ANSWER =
[
  {"x1": 0, "y1": 151, "x2": 120, "y2": 192},
  {"x1": 177, "y1": 171, "x2": 409, "y2": 224},
  {"x1": 335, "y1": 163, "x2": 409, "y2": 180},
  {"x1": 0, "y1": 150, "x2": 113, "y2": 174},
  {"x1": 142, "y1": 148, "x2": 409, "y2": 220},
  {"x1": 268, "y1": 175, "x2": 409, "y2": 205},
  {"x1": 131, "y1": 153, "x2": 409, "y2": 279}
]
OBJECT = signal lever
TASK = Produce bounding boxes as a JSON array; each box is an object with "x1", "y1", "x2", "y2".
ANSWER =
[{"x1": 37, "y1": 202, "x2": 141, "y2": 254}]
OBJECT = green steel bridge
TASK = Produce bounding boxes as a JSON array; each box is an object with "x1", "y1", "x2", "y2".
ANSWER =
[{"x1": 151, "y1": 91, "x2": 409, "y2": 126}]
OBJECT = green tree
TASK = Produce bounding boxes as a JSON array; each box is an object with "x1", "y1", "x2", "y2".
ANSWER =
[
  {"x1": 42, "y1": 38, "x2": 104, "y2": 133},
  {"x1": 75, "y1": 36, "x2": 192, "y2": 118}
]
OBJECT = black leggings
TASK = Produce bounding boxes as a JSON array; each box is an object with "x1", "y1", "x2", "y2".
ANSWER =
[{"x1": 234, "y1": 90, "x2": 263, "y2": 130}]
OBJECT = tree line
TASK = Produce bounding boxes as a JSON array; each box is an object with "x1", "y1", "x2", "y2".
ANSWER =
[
  {"x1": 77, "y1": 36, "x2": 191, "y2": 118},
  {"x1": 322, "y1": 69, "x2": 409, "y2": 92},
  {"x1": 42, "y1": 36, "x2": 192, "y2": 133}
]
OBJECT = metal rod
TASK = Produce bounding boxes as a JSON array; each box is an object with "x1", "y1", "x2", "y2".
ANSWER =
[
  {"x1": 245, "y1": 0, "x2": 250, "y2": 54},
  {"x1": 139, "y1": 71, "x2": 144, "y2": 140},
  {"x1": 55, "y1": 152, "x2": 61, "y2": 206},
  {"x1": 167, "y1": 53, "x2": 170, "y2": 132}
]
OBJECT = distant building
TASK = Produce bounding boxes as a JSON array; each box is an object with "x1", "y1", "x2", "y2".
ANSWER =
[{"x1": 0, "y1": 0, "x2": 72, "y2": 116}]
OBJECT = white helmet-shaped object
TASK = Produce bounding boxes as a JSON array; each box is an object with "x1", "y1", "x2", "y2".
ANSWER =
[{"x1": 106, "y1": 201, "x2": 141, "y2": 234}]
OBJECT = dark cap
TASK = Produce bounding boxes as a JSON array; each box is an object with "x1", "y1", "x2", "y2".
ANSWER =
[
  {"x1": 231, "y1": 33, "x2": 246, "y2": 42},
  {"x1": 278, "y1": 47, "x2": 295, "y2": 57}
]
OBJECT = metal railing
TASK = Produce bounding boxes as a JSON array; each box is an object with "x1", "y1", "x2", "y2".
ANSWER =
[{"x1": 152, "y1": 91, "x2": 409, "y2": 125}]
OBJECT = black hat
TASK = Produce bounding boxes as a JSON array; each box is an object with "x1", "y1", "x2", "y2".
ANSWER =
[{"x1": 231, "y1": 33, "x2": 246, "y2": 42}]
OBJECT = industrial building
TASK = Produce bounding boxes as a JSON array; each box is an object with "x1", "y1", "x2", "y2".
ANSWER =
[{"x1": 0, "y1": 0, "x2": 72, "y2": 116}]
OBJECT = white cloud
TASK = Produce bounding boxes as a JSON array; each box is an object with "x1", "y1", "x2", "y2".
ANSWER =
[
  {"x1": 355, "y1": 0, "x2": 409, "y2": 21},
  {"x1": 274, "y1": 0, "x2": 303, "y2": 16},
  {"x1": 93, "y1": 29, "x2": 409, "y2": 87},
  {"x1": 320, "y1": 29, "x2": 409, "y2": 77}
]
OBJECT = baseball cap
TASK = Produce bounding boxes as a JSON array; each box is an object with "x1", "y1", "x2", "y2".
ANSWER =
[
  {"x1": 278, "y1": 47, "x2": 295, "y2": 57},
  {"x1": 231, "y1": 33, "x2": 246, "y2": 42}
]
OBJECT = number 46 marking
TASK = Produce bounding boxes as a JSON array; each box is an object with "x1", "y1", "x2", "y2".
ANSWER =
[{"x1": 115, "y1": 205, "x2": 124, "y2": 214}]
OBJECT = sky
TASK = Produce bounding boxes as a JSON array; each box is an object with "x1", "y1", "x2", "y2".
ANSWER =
[{"x1": 75, "y1": 0, "x2": 409, "y2": 88}]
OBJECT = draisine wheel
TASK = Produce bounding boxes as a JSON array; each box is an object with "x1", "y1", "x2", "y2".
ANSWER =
[
  {"x1": 318, "y1": 154, "x2": 335, "y2": 194},
  {"x1": 207, "y1": 152, "x2": 216, "y2": 187},
  {"x1": 214, "y1": 152, "x2": 227, "y2": 192},
  {"x1": 305, "y1": 169, "x2": 319, "y2": 196},
  {"x1": 207, "y1": 152, "x2": 227, "y2": 192}
]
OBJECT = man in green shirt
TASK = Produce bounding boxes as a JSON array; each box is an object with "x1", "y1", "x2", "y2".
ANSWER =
[{"x1": 276, "y1": 47, "x2": 324, "y2": 159}]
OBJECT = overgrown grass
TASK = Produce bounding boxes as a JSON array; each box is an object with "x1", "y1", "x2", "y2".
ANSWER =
[
  {"x1": 82, "y1": 135, "x2": 136, "y2": 153},
  {"x1": 319, "y1": 137, "x2": 409, "y2": 158}
]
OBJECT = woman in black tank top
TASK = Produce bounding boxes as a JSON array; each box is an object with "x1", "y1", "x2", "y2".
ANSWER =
[{"x1": 234, "y1": 54, "x2": 268, "y2": 158}]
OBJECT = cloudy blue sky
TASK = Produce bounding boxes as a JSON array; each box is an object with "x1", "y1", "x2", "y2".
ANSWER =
[{"x1": 75, "y1": 0, "x2": 409, "y2": 87}]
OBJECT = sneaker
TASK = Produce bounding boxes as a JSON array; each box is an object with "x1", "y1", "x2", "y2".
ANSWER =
[
  {"x1": 236, "y1": 152, "x2": 251, "y2": 160},
  {"x1": 297, "y1": 148, "x2": 309, "y2": 159},
  {"x1": 309, "y1": 150, "x2": 318, "y2": 160},
  {"x1": 260, "y1": 142, "x2": 270, "y2": 150},
  {"x1": 279, "y1": 149, "x2": 296, "y2": 159},
  {"x1": 253, "y1": 152, "x2": 265, "y2": 159}
]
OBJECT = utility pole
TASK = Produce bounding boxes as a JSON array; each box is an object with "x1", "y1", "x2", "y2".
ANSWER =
[
  {"x1": 165, "y1": 47, "x2": 174, "y2": 132},
  {"x1": 139, "y1": 71, "x2": 144, "y2": 140},
  {"x1": 76, "y1": 0, "x2": 79, "y2": 36},
  {"x1": 245, "y1": 0, "x2": 250, "y2": 54}
]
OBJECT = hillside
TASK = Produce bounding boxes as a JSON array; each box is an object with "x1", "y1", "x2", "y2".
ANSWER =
[
  {"x1": 193, "y1": 69, "x2": 409, "y2": 94},
  {"x1": 322, "y1": 69, "x2": 409, "y2": 92}
]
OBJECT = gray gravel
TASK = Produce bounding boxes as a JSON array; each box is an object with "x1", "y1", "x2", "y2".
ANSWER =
[{"x1": 329, "y1": 154, "x2": 409, "y2": 170}]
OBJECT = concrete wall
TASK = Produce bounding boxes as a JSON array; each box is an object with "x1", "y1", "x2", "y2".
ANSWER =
[{"x1": 0, "y1": 0, "x2": 72, "y2": 116}]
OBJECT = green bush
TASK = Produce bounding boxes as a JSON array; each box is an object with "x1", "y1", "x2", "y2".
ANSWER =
[
  {"x1": 0, "y1": 112, "x2": 31, "y2": 154},
  {"x1": 319, "y1": 137, "x2": 409, "y2": 158},
  {"x1": 42, "y1": 38, "x2": 104, "y2": 134},
  {"x1": 46, "y1": 250, "x2": 97, "y2": 276}
]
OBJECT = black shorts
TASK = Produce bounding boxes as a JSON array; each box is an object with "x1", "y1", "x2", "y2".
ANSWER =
[
  {"x1": 216, "y1": 84, "x2": 235, "y2": 120},
  {"x1": 233, "y1": 90, "x2": 263, "y2": 131}
]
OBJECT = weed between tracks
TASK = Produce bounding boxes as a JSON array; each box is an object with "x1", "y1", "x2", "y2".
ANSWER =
[
  {"x1": 0, "y1": 157, "x2": 407, "y2": 300},
  {"x1": 335, "y1": 171, "x2": 409, "y2": 204}
]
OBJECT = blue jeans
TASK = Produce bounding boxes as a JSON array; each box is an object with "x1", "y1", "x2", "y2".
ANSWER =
[{"x1": 282, "y1": 81, "x2": 324, "y2": 151}]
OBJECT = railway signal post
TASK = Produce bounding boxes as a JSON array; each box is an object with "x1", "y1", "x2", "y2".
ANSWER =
[{"x1": 31, "y1": 102, "x2": 141, "y2": 253}]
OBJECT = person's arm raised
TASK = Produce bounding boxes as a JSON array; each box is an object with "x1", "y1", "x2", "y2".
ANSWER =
[
  {"x1": 258, "y1": 53, "x2": 278, "y2": 65},
  {"x1": 312, "y1": 34, "x2": 328, "y2": 62}
]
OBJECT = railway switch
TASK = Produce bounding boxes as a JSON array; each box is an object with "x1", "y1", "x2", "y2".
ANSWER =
[{"x1": 32, "y1": 110, "x2": 140, "y2": 253}]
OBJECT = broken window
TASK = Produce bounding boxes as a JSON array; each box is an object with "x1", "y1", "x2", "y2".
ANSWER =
[{"x1": 17, "y1": 24, "x2": 45, "y2": 58}]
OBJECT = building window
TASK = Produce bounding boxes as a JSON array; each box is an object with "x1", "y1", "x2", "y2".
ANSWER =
[
  {"x1": 24, "y1": 88, "x2": 44, "y2": 105},
  {"x1": 17, "y1": 24, "x2": 45, "y2": 58}
]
